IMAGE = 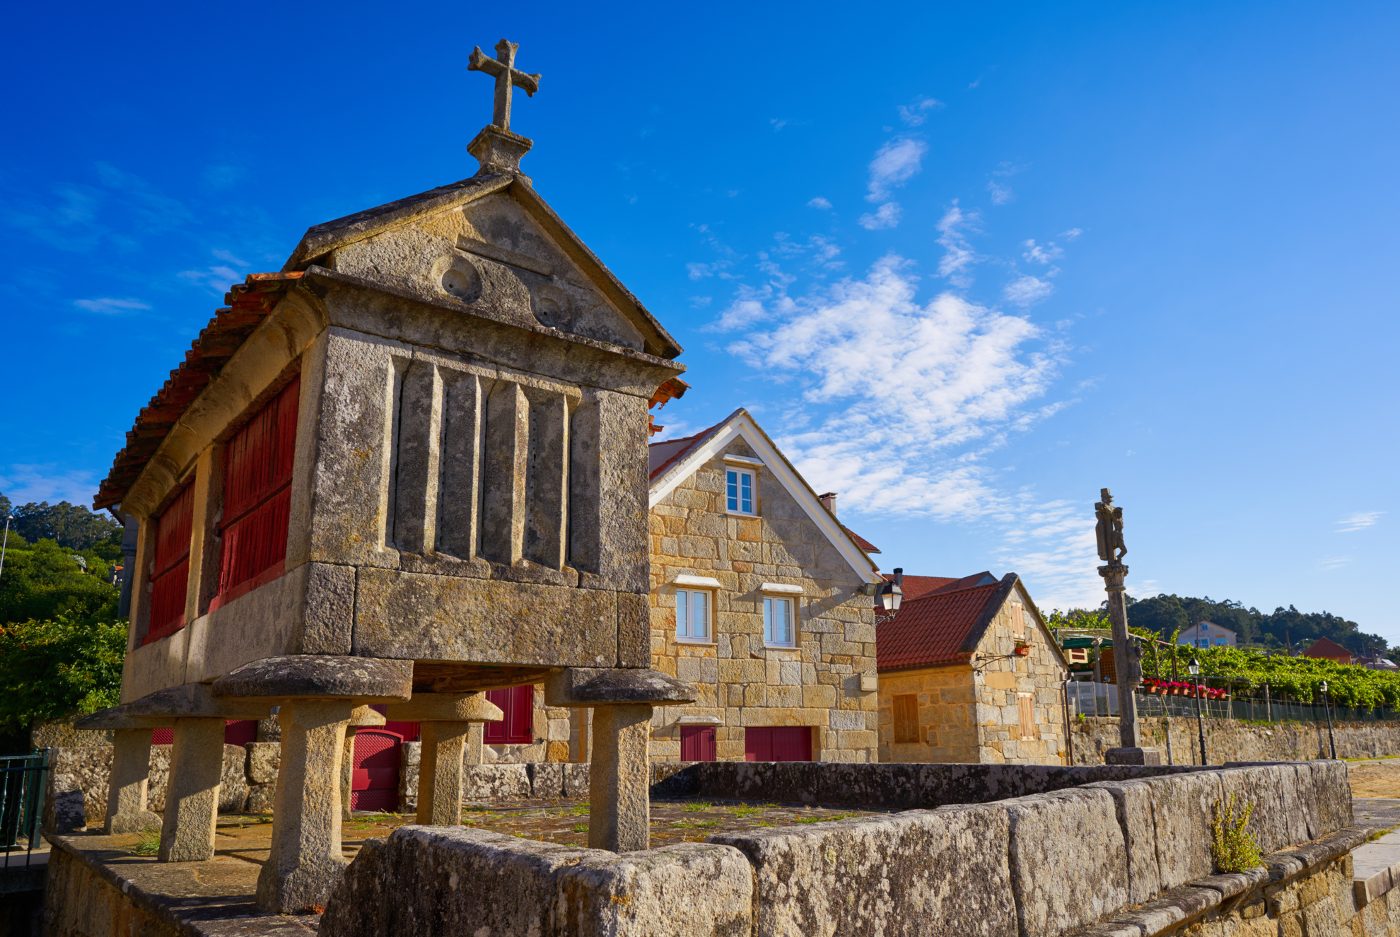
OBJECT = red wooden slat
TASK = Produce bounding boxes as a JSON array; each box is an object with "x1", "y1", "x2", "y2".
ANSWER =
[
  {"x1": 217, "y1": 376, "x2": 299, "y2": 599},
  {"x1": 350, "y1": 729, "x2": 403, "y2": 811},
  {"x1": 146, "y1": 485, "x2": 194, "y2": 643},
  {"x1": 485, "y1": 685, "x2": 534, "y2": 744},
  {"x1": 680, "y1": 726, "x2": 716, "y2": 762},
  {"x1": 743, "y1": 727, "x2": 811, "y2": 763}
]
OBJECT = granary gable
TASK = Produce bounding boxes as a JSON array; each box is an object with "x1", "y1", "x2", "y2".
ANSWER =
[{"x1": 647, "y1": 408, "x2": 882, "y2": 585}]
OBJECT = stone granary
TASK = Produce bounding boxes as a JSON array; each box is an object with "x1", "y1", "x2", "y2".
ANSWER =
[
  {"x1": 876, "y1": 572, "x2": 1069, "y2": 764},
  {"x1": 77, "y1": 39, "x2": 695, "y2": 913}
]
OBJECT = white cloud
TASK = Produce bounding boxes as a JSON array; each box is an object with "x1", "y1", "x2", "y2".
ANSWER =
[
  {"x1": 807, "y1": 196, "x2": 833, "y2": 210},
  {"x1": 1022, "y1": 239, "x2": 1063, "y2": 266},
  {"x1": 178, "y1": 264, "x2": 242, "y2": 294},
  {"x1": 769, "y1": 118, "x2": 791, "y2": 132},
  {"x1": 73, "y1": 297, "x2": 151, "y2": 314},
  {"x1": 866, "y1": 138, "x2": 927, "y2": 202},
  {"x1": 859, "y1": 202, "x2": 901, "y2": 230},
  {"x1": 0, "y1": 464, "x2": 101, "y2": 507},
  {"x1": 1320, "y1": 556, "x2": 1353, "y2": 570},
  {"x1": 936, "y1": 202, "x2": 979, "y2": 287},
  {"x1": 1004, "y1": 274, "x2": 1054, "y2": 308},
  {"x1": 1061, "y1": 227, "x2": 1083, "y2": 240},
  {"x1": 1336, "y1": 511, "x2": 1383, "y2": 533},
  {"x1": 897, "y1": 96, "x2": 943, "y2": 127},
  {"x1": 987, "y1": 180, "x2": 1014, "y2": 205}
]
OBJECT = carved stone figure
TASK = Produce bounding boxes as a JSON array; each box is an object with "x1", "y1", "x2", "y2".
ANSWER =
[{"x1": 1095, "y1": 487, "x2": 1127, "y2": 564}]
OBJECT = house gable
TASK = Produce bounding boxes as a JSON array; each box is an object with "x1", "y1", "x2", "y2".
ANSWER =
[{"x1": 648, "y1": 409, "x2": 881, "y2": 584}]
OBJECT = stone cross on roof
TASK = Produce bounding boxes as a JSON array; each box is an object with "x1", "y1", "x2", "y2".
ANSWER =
[{"x1": 468, "y1": 39, "x2": 541, "y2": 134}]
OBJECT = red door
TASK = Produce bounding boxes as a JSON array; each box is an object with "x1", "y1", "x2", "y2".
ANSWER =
[
  {"x1": 351, "y1": 729, "x2": 403, "y2": 811},
  {"x1": 744, "y1": 726, "x2": 813, "y2": 762},
  {"x1": 680, "y1": 725, "x2": 717, "y2": 762}
]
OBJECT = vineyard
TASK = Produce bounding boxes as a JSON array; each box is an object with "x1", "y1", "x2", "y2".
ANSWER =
[{"x1": 1139, "y1": 643, "x2": 1400, "y2": 710}]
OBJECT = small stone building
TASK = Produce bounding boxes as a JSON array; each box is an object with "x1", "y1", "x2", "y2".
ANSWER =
[
  {"x1": 643, "y1": 409, "x2": 885, "y2": 762},
  {"x1": 1178, "y1": 620, "x2": 1237, "y2": 649},
  {"x1": 877, "y1": 572, "x2": 1068, "y2": 764}
]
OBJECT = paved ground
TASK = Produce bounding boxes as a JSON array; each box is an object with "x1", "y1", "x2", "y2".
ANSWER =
[{"x1": 1349, "y1": 757, "x2": 1400, "y2": 832}]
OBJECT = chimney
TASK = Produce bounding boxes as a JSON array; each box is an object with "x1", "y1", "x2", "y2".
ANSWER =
[{"x1": 818, "y1": 492, "x2": 837, "y2": 515}]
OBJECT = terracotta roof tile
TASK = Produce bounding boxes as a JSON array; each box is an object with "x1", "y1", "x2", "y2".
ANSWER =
[
  {"x1": 94, "y1": 272, "x2": 303, "y2": 510},
  {"x1": 876, "y1": 573, "x2": 1011, "y2": 671}
]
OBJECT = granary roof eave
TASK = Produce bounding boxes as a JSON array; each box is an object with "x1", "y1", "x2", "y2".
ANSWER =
[
  {"x1": 875, "y1": 656, "x2": 975, "y2": 674},
  {"x1": 283, "y1": 172, "x2": 682, "y2": 361},
  {"x1": 647, "y1": 407, "x2": 882, "y2": 584},
  {"x1": 299, "y1": 265, "x2": 686, "y2": 378}
]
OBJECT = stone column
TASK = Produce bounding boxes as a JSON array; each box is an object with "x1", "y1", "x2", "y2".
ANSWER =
[
  {"x1": 105, "y1": 728, "x2": 161, "y2": 834},
  {"x1": 257, "y1": 700, "x2": 352, "y2": 913},
  {"x1": 159, "y1": 717, "x2": 225, "y2": 862},
  {"x1": 588, "y1": 703, "x2": 652, "y2": 852},
  {"x1": 416, "y1": 721, "x2": 478, "y2": 826},
  {"x1": 1100, "y1": 562, "x2": 1161, "y2": 765}
]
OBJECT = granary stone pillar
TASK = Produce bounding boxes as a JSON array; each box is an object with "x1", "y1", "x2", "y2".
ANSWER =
[
  {"x1": 588, "y1": 703, "x2": 652, "y2": 852},
  {"x1": 257, "y1": 699, "x2": 355, "y2": 911},
  {"x1": 210, "y1": 655, "x2": 413, "y2": 913},
  {"x1": 383, "y1": 693, "x2": 501, "y2": 827},
  {"x1": 544, "y1": 668, "x2": 696, "y2": 853},
  {"x1": 104, "y1": 728, "x2": 160, "y2": 834},
  {"x1": 340, "y1": 706, "x2": 387, "y2": 821},
  {"x1": 159, "y1": 717, "x2": 226, "y2": 862}
]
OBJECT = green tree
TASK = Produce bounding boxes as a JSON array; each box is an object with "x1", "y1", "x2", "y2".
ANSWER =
[
  {"x1": 10, "y1": 499, "x2": 121, "y2": 553},
  {"x1": 0, "y1": 539, "x2": 117, "y2": 624},
  {"x1": 0, "y1": 616, "x2": 127, "y2": 738}
]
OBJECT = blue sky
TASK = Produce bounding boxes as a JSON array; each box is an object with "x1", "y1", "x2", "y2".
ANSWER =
[{"x1": 1, "y1": 3, "x2": 1396, "y2": 639}]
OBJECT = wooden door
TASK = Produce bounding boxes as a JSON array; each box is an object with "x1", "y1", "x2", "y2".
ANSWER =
[
  {"x1": 679, "y1": 725, "x2": 717, "y2": 762},
  {"x1": 743, "y1": 726, "x2": 812, "y2": 762},
  {"x1": 351, "y1": 729, "x2": 403, "y2": 811}
]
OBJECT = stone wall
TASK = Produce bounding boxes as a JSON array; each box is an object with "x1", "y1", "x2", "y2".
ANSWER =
[
  {"x1": 1071, "y1": 716, "x2": 1400, "y2": 765},
  {"x1": 878, "y1": 665, "x2": 983, "y2": 762},
  {"x1": 972, "y1": 587, "x2": 1067, "y2": 764},
  {"x1": 314, "y1": 761, "x2": 1365, "y2": 937},
  {"x1": 647, "y1": 438, "x2": 878, "y2": 763}
]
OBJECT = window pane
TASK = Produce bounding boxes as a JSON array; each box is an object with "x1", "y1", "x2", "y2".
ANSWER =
[
  {"x1": 676, "y1": 590, "x2": 689, "y2": 638},
  {"x1": 763, "y1": 598, "x2": 773, "y2": 644},
  {"x1": 726, "y1": 471, "x2": 739, "y2": 511},
  {"x1": 691, "y1": 591, "x2": 708, "y2": 639}
]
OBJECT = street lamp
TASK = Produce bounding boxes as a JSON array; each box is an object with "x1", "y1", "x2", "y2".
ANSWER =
[
  {"x1": 1320, "y1": 680, "x2": 1337, "y2": 760},
  {"x1": 0, "y1": 514, "x2": 13, "y2": 582},
  {"x1": 1188, "y1": 657, "x2": 1207, "y2": 765},
  {"x1": 875, "y1": 568, "x2": 904, "y2": 625}
]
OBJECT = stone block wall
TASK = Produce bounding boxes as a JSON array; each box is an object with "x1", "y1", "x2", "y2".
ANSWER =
[
  {"x1": 878, "y1": 665, "x2": 982, "y2": 763},
  {"x1": 647, "y1": 438, "x2": 878, "y2": 763},
  {"x1": 973, "y1": 589, "x2": 1067, "y2": 764},
  {"x1": 1070, "y1": 715, "x2": 1400, "y2": 765}
]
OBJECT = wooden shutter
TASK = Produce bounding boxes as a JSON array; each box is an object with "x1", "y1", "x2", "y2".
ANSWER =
[
  {"x1": 1017, "y1": 693, "x2": 1038, "y2": 740},
  {"x1": 893, "y1": 694, "x2": 919, "y2": 743},
  {"x1": 216, "y1": 376, "x2": 299, "y2": 605},
  {"x1": 745, "y1": 726, "x2": 811, "y2": 762},
  {"x1": 485, "y1": 685, "x2": 534, "y2": 744},
  {"x1": 146, "y1": 484, "x2": 194, "y2": 643}
]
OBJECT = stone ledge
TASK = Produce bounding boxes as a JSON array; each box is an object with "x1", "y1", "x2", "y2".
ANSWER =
[
  {"x1": 211, "y1": 655, "x2": 413, "y2": 701},
  {"x1": 1067, "y1": 826, "x2": 1372, "y2": 937},
  {"x1": 1351, "y1": 829, "x2": 1400, "y2": 908}
]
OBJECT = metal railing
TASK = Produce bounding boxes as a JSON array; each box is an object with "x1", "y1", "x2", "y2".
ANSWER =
[
  {"x1": 1, "y1": 750, "x2": 50, "y2": 869},
  {"x1": 1067, "y1": 682, "x2": 1400, "y2": 724}
]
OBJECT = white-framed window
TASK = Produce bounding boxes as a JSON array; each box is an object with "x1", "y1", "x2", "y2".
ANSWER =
[
  {"x1": 675, "y1": 588, "x2": 711, "y2": 642},
  {"x1": 725, "y1": 467, "x2": 755, "y2": 515},
  {"x1": 763, "y1": 595, "x2": 796, "y2": 647}
]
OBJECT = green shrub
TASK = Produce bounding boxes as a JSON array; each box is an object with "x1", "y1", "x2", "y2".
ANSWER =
[{"x1": 1210, "y1": 794, "x2": 1264, "y2": 872}]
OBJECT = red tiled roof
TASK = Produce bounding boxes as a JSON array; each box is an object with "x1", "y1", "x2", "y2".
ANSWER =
[
  {"x1": 94, "y1": 272, "x2": 303, "y2": 510},
  {"x1": 646, "y1": 421, "x2": 722, "y2": 480},
  {"x1": 842, "y1": 526, "x2": 881, "y2": 555},
  {"x1": 877, "y1": 573, "x2": 1013, "y2": 671},
  {"x1": 1304, "y1": 637, "x2": 1354, "y2": 662}
]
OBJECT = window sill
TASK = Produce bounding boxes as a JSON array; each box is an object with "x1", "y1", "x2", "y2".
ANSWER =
[
  {"x1": 725, "y1": 509, "x2": 758, "y2": 518},
  {"x1": 675, "y1": 638, "x2": 718, "y2": 647},
  {"x1": 763, "y1": 644, "x2": 801, "y2": 652}
]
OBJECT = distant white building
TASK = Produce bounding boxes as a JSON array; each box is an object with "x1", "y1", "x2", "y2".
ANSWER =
[{"x1": 1178, "y1": 621, "x2": 1237, "y2": 649}]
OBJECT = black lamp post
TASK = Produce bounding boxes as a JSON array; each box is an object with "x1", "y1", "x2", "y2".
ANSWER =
[
  {"x1": 875, "y1": 568, "x2": 904, "y2": 625},
  {"x1": 1321, "y1": 680, "x2": 1337, "y2": 760},
  {"x1": 1189, "y1": 657, "x2": 1207, "y2": 765}
]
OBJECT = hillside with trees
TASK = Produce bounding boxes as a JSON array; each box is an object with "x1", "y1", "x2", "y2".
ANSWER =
[
  {"x1": 0, "y1": 493, "x2": 127, "y2": 750},
  {"x1": 1124, "y1": 594, "x2": 1387, "y2": 658}
]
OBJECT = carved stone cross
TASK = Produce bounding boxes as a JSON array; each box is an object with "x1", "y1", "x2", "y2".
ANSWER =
[{"x1": 468, "y1": 39, "x2": 541, "y2": 134}]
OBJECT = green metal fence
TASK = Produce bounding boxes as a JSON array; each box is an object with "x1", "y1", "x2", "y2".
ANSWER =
[{"x1": 1, "y1": 750, "x2": 50, "y2": 868}]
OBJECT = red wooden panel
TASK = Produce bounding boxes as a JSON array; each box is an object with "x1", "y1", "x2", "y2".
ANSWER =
[
  {"x1": 383, "y1": 720, "x2": 420, "y2": 742},
  {"x1": 223, "y1": 720, "x2": 258, "y2": 746},
  {"x1": 680, "y1": 725, "x2": 716, "y2": 762},
  {"x1": 146, "y1": 484, "x2": 194, "y2": 643},
  {"x1": 150, "y1": 727, "x2": 173, "y2": 745},
  {"x1": 485, "y1": 685, "x2": 534, "y2": 744},
  {"x1": 351, "y1": 729, "x2": 402, "y2": 812},
  {"x1": 744, "y1": 727, "x2": 812, "y2": 763},
  {"x1": 217, "y1": 376, "x2": 299, "y2": 602}
]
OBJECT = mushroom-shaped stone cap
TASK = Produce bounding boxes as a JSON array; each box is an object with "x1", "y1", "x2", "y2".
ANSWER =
[
  {"x1": 76, "y1": 683, "x2": 270, "y2": 728},
  {"x1": 211, "y1": 655, "x2": 413, "y2": 702},
  {"x1": 545, "y1": 667, "x2": 697, "y2": 708}
]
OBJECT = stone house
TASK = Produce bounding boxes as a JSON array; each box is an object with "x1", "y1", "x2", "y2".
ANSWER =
[
  {"x1": 643, "y1": 409, "x2": 885, "y2": 763},
  {"x1": 877, "y1": 572, "x2": 1069, "y2": 764}
]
